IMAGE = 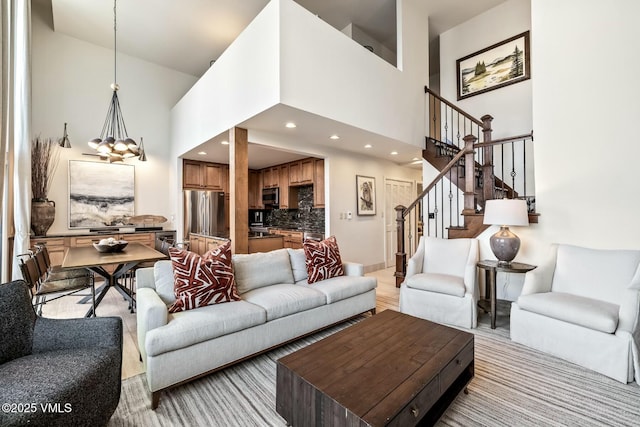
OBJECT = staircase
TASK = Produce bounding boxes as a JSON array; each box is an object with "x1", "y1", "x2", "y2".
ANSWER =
[{"x1": 394, "y1": 87, "x2": 537, "y2": 286}]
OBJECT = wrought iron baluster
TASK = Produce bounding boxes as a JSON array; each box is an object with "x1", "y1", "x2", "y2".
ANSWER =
[
  {"x1": 435, "y1": 183, "x2": 439, "y2": 238},
  {"x1": 523, "y1": 138, "x2": 527, "y2": 197},
  {"x1": 456, "y1": 112, "x2": 460, "y2": 148},
  {"x1": 426, "y1": 192, "x2": 431, "y2": 236},
  {"x1": 448, "y1": 167, "x2": 453, "y2": 228},
  {"x1": 511, "y1": 140, "x2": 516, "y2": 195},
  {"x1": 431, "y1": 94, "x2": 436, "y2": 138}
]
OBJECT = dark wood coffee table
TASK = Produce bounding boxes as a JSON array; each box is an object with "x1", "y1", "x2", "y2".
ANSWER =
[{"x1": 276, "y1": 310, "x2": 474, "y2": 426}]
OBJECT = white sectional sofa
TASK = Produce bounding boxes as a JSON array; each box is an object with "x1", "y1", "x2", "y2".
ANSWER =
[{"x1": 136, "y1": 248, "x2": 377, "y2": 408}]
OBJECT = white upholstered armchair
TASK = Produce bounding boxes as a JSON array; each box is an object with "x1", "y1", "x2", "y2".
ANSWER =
[
  {"x1": 511, "y1": 244, "x2": 640, "y2": 384},
  {"x1": 399, "y1": 236, "x2": 479, "y2": 328}
]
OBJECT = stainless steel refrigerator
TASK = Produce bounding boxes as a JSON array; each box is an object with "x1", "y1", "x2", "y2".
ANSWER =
[{"x1": 184, "y1": 190, "x2": 226, "y2": 237}]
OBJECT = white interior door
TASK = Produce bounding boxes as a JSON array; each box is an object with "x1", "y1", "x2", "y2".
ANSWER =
[{"x1": 384, "y1": 178, "x2": 415, "y2": 267}]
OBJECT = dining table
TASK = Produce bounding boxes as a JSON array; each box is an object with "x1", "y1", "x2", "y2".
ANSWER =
[{"x1": 61, "y1": 242, "x2": 167, "y2": 317}]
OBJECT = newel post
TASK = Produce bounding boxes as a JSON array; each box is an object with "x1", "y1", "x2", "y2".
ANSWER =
[
  {"x1": 394, "y1": 205, "x2": 407, "y2": 288},
  {"x1": 481, "y1": 114, "x2": 494, "y2": 207},
  {"x1": 462, "y1": 134, "x2": 477, "y2": 215}
]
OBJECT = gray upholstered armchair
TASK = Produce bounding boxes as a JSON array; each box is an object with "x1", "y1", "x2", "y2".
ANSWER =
[{"x1": 0, "y1": 280, "x2": 123, "y2": 426}]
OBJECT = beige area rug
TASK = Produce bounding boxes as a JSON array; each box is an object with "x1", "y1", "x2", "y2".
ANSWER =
[{"x1": 109, "y1": 316, "x2": 640, "y2": 426}]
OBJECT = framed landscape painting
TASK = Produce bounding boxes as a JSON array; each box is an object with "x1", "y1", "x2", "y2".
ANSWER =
[
  {"x1": 456, "y1": 31, "x2": 530, "y2": 100},
  {"x1": 356, "y1": 175, "x2": 376, "y2": 216},
  {"x1": 68, "y1": 160, "x2": 135, "y2": 229}
]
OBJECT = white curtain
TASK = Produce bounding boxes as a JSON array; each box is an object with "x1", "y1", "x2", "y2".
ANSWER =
[{"x1": 1, "y1": 0, "x2": 31, "y2": 282}]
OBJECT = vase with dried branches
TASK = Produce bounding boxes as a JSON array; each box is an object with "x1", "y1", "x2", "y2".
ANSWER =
[{"x1": 31, "y1": 136, "x2": 60, "y2": 236}]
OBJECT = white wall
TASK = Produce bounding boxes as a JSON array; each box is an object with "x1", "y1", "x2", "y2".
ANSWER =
[
  {"x1": 440, "y1": 0, "x2": 532, "y2": 139},
  {"x1": 170, "y1": 0, "x2": 281, "y2": 161},
  {"x1": 341, "y1": 23, "x2": 397, "y2": 66},
  {"x1": 31, "y1": 1, "x2": 196, "y2": 234},
  {"x1": 172, "y1": 0, "x2": 430, "y2": 157},
  {"x1": 438, "y1": 0, "x2": 640, "y2": 300},
  {"x1": 529, "y1": 0, "x2": 640, "y2": 251}
]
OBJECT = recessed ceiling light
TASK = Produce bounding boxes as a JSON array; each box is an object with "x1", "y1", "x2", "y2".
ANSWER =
[
  {"x1": 390, "y1": 151, "x2": 398, "y2": 155},
  {"x1": 285, "y1": 122, "x2": 297, "y2": 128},
  {"x1": 364, "y1": 144, "x2": 372, "y2": 148},
  {"x1": 198, "y1": 151, "x2": 207, "y2": 155},
  {"x1": 221, "y1": 140, "x2": 229, "y2": 145},
  {"x1": 329, "y1": 134, "x2": 340, "y2": 140}
]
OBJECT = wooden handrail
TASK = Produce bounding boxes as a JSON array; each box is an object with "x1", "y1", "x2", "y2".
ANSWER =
[
  {"x1": 425, "y1": 86, "x2": 484, "y2": 127},
  {"x1": 474, "y1": 132, "x2": 533, "y2": 148},
  {"x1": 402, "y1": 147, "x2": 471, "y2": 218}
]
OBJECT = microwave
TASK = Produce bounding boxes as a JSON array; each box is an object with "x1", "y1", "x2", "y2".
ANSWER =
[{"x1": 262, "y1": 187, "x2": 279, "y2": 207}]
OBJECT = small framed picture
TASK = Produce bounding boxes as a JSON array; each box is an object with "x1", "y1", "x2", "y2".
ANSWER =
[
  {"x1": 356, "y1": 175, "x2": 376, "y2": 216},
  {"x1": 456, "y1": 31, "x2": 530, "y2": 100}
]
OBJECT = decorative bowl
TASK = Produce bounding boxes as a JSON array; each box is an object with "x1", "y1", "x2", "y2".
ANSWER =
[{"x1": 93, "y1": 240, "x2": 128, "y2": 253}]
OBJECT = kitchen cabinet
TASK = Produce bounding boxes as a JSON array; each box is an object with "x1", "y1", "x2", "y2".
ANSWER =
[
  {"x1": 68, "y1": 232, "x2": 155, "y2": 248},
  {"x1": 206, "y1": 236, "x2": 228, "y2": 253},
  {"x1": 289, "y1": 159, "x2": 314, "y2": 185},
  {"x1": 248, "y1": 236, "x2": 284, "y2": 253},
  {"x1": 183, "y1": 160, "x2": 225, "y2": 191},
  {"x1": 254, "y1": 156, "x2": 323, "y2": 208},
  {"x1": 187, "y1": 234, "x2": 205, "y2": 255},
  {"x1": 273, "y1": 229, "x2": 303, "y2": 249},
  {"x1": 249, "y1": 170, "x2": 262, "y2": 209},
  {"x1": 279, "y1": 165, "x2": 290, "y2": 209},
  {"x1": 186, "y1": 234, "x2": 229, "y2": 256},
  {"x1": 313, "y1": 158, "x2": 325, "y2": 208},
  {"x1": 284, "y1": 231, "x2": 303, "y2": 249},
  {"x1": 69, "y1": 235, "x2": 117, "y2": 247},
  {"x1": 29, "y1": 237, "x2": 66, "y2": 266},
  {"x1": 221, "y1": 165, "x2": 229, "y2": 194},
  {"x1": 121, "y1": 232, "x2": 155, "y2": 247},
  {"x1": 262, "y1": 167, "x2": 279, "y2": 189}
]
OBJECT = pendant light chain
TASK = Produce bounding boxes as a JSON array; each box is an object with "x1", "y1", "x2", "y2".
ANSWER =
[
  {"x1": 113, "y1": 0, "x2": 117, "y2": 87},
  {"x1": 87, "y1": 0, "x2": 146, "y2": 162}
]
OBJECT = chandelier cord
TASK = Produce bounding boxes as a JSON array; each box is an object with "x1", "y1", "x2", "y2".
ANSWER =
[
  {"x1": 88, "y1": 0, "x2": 145, "y2": 161},
  {"x1": 113, "y1": 0, "x2": 117, "y2": 86}
]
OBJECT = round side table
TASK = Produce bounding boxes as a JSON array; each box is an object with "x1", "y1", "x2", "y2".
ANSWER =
[{"x1": 476, "y1": 260, "x2": 536, "y2": 329}]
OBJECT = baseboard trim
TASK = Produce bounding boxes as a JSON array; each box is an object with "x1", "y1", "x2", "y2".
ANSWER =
[{"x1": 364, "y1": 262, "x2": 386, "y2": 274}]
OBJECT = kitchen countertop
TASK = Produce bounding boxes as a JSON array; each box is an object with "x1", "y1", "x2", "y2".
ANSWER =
[
  {"x1": 188, "y1": 232, "x2": 229, "y2": 239},
  {"x1": 190, "y1": 228, "x2": 324, "y2": 240},
  {"x1": 30, "y1": 229, "x2": 176, "y2": 239},
  {"x1": 249, "y1": 233, "x2": 284, "y2": 239},
  {"x1": 189, "y1": 231, "x2": 284, "y2": 240}
]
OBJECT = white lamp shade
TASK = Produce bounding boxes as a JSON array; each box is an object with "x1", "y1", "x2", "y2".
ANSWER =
[{"x1": 483, "y1": 199, "x2": 529, "y2": 226}]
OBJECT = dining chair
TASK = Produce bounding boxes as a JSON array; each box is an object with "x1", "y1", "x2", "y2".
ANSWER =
[
  {"x1": 33, "y1": 243, "x2": 87, "y2": 280},
  {"x1": 18, "y1": 250, "x2": 96, "y2": 316}
]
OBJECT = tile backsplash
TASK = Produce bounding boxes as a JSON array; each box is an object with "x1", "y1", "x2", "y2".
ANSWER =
[{"x1": 266, "y1": 185, "x2": 324, "y2": 232}]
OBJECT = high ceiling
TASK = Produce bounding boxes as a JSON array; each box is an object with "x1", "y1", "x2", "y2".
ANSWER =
[
  {"x1": 47, "y1": 0, "x2": 506, "y2": 168},
  {"x1": 51, "y1": 0, "x2": 505, "y2": 77}
]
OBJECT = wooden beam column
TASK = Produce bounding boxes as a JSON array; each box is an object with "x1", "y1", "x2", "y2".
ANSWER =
[{"x1": 229, "y1": 127, "x2": 249, "y2": 254}]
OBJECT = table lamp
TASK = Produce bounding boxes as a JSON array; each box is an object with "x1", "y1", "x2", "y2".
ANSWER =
[{"x1": 483, "y1": 199, "x2": 529, "y2": 265}]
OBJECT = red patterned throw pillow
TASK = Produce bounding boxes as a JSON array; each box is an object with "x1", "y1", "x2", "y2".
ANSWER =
[
  {"x1": 168, "y1": 242, "x2": 240, "y2": 313},
  {"x1": 303, "y1": 235, "x2": 345, "y2": 284}
]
